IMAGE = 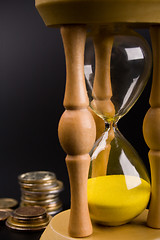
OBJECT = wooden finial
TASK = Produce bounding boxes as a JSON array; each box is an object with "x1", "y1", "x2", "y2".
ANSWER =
[
  {"x1": 58, "y1": 25, "x2": 96, "y2": 237},
  {"x1": 143, "y1": 26, "x2": 160, "y2": 228}
]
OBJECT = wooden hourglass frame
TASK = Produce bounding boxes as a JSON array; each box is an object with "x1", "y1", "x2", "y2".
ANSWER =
[{"x1": 35, "y1": 0, "x2": 160, "y2": 239}]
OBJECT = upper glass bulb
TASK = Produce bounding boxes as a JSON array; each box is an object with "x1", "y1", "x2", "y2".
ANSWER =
[{"x1": 84, "y1": 27, "x2": 152, "y2": 123}]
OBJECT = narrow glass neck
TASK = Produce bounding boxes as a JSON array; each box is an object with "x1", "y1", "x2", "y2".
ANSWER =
[{"x1": 105, "y1": 121, "x2": 118, "y2": 130}]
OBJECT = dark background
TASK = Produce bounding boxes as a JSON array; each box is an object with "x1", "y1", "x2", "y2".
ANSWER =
[{"x1": 0, "y1": 0, "x2": 152, "y2": 222}]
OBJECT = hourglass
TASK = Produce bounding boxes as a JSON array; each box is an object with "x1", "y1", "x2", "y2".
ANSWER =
[
  {"x1": 35, "y1": 0, "x2": 160, "y2": 239},
  {"x1": 85, "y1": 27, "x2": 152, "y2": 226}
]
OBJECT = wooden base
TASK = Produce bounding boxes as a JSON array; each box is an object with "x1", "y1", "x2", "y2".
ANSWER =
[{"x1": 40, "y1": 209, "x2": 160, "y2": 240}]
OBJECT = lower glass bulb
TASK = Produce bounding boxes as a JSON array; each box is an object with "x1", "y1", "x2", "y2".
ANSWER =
[{"x1": 87, "y1": 124, "x2": 150, "y2": 226}]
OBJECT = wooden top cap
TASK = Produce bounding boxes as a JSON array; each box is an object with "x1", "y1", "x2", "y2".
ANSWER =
[{"x1": 35, "y1": 0, "x2": 160, "y2": 27}]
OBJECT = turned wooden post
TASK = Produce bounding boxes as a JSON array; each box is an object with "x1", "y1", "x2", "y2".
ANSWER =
[
  {"x1": 91, "y1": 29, "x2": 115, "y2": 120},
  {"x1": 143, "y1": 26, "x2": 160, "y2": 228},
  {"x1": 91, "y1": 29, "x2": 115, "y2": 177},
  {"x1": 89, "y1": 108, "x2": 105, "y2": 141},
  {"x1": 58, "y1": 25, "x2": 96, "y2": 237}
]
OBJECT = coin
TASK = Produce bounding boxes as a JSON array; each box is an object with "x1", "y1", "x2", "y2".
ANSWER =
[
  {"x1": 21, "y1": 192, "x2": 57, "y2": 201},
  {"x1": 18, "y1": 171, "x2": 56, "y2": 184},
  {"x1": 19, "y1": 181, "x2": 57, "y2": 189},
  {"x1": 0, "y1": 198, "x2": 18, "y2": 209},
  {"x1": 6, "y1": 206, "x2": 51, "y2": 231},
  {"x1": 6, "y1": 216, "x2": 51, "y2": 231},
  {"x1": 12, "y1": 214, "x2": 48, "y2": 224},
  {"x1": 0, "y1": 209, "x2": 13, "y2": 221},
  {"x1": 7, "y1": 217, "x2": 49, "y2": 227},
  {"x1": 18, "y1": 171, "x2": 63, "y2": 217},
  {"x1": 45, "y1": 202, "x2": 62, "y2": 211},
  {"x1": 6, "y1": 223, "x2": 47, "y2": 231},
  {"x1": 14, "y1": 206, "x2": 46, "y2": 218},
  {"x1": 21, "y1": 181, "x2": 63, "y2": 194},
  {"x1": 21, "y1": 198, "x2": 62, "y2": 207},
  {"x1": 11, "y1": 213, "x2": 49, "y2": 224},
  {"x1": 48, "y1": 208, "x2": 62, "y2": 216},
  {"x1": 21, "y1": 196, "x2": 59, "y2": 205}
]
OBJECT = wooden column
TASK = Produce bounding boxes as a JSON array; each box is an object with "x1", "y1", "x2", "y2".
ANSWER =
[
  {"x1": 91, "y1": 29, "x2": 115, "y2": 177},
  {"x1": 91, "y1": 29, "x2": 115, "y2": 120},
  {"x1": 143, "y1": 26, "x2": 160, "y2": 228},
  {"x1": 89, "y1": 108, "x2": 105, "y2": 141},
  {"x1": 58, "y1": 25, "x2": 96, "y2": 237}
]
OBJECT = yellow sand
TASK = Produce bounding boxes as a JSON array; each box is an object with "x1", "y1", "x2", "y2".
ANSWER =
[{"x1": 87, "y1": 175, "x2": 150, "y2": 226}]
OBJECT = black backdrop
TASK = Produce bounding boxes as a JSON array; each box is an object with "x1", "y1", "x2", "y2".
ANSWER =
[{"x1": 0, "y1": 0, "x2": 152, "y2": 209}]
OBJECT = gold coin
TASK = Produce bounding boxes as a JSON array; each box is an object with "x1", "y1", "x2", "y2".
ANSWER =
[
  {"x1": 6, "y1": 206, "x2": 51, "y2": 231},
  {"x1": 18, "y1": 171, "x2": 56, "y2": 184},
  {"x1": 20, "y1": 181, "x2": 63, "y2": 194},
  {"x1": 6, "y1": 222, "x2": 44, "y2": 231},
  {"x1": 21, "y1": 197, "x2": 59, "y2": 205},
  {"x1": 21, "y1": 192, "x2": 57, "y2": 201},
  {"x1": 48, "y1": 208, "x2": 62, "y2": 216},
  {"x1": 47, "y1": 206, "x2": 62, "y2": 213},
  {"x1": 19, "y1": 180, "x2": 57, "y2": 189},
  {"x1": 14, "y1": 206, "x2": 46, "y2": 218},
  {"x1": 12, "y1": 211, "x2": 47, "y2": 222},
  {"x1": 0, "y1": 209, "x2": 13, "y2": 221},
  {"x1": 6, "y1": 215, "x2": 51, "y2": 231},
  {"x1": 11, "y1": 215, "x2": 49, "y2": 225},
  {"x1": 20, "y1": 199, "x2": 62, "y2": 209},
  {"x1": 0, "y1": 198, "x2": 18, "y2": 209},
  {"x1": 6, "y1": 222, "x2": 45, "y2": 231},
  {"x1": 20, "y1": 202, "x2": 62, "y2": 213},
  {"x1": 45, "y1": 202, "x2": 62, "y2": 211},
  {"x1": 9, "y1": 217, "x2": 50, "y2": 227}
]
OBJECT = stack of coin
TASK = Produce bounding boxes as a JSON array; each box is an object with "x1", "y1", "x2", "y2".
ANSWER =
[
  {"x1": 6, "y1": 206, "x2": 51, "y2": 231},
  {"x1": 18, "y1": 171, "x2": 63, "y2": 216}
]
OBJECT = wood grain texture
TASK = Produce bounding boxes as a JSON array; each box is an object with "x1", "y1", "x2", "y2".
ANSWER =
[
  {"x1": 91, "y1": 29, "x2": 115, "y2": 121},
  {"x1": 88, "y1": 107, "x2": 105, "y2": 141},
  {"x1": 35, "y1": 0, "x2": 160, "y2": 27},
  {"x1": 143, "y1": 26, "x2": 160, "y2": 229},
  {"x1": 58, "y1": 25, "x2": 96, "y2": 237}
]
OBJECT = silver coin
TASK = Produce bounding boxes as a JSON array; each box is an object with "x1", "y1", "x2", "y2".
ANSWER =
[
  {"x1": 48, "y1": 208, "x2": 63, "y2": 216},
  {"x1": 45, "y1": 201, "x2": 63, "y2": 211},
  {"x1": 21, "y1": 200, "x2": 62, "y2": 211},
  {"x1": 18, "y1": 171, "x2": 56, "y2": 183},
  {"x1": 21, "y1": 192, "x2": 57, "y2": 201},
  {"x1": 20, "y1": 181, "x2": 63, "y2": 194},
  {"x1": 21, "y1": 196, "x2": 59, "y2": 205},
  {"x1": 19, "y1": 181, "x2": 57, "y2": 189}
]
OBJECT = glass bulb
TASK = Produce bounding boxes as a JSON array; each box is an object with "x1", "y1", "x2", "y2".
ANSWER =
[
  {"x1": 88, "y1": 124, "x2": 150, "y2": 226},
  {"x1": 84, "y1": 27, "x2": 152, "y2": 123},
  {"x1": 84, "y1": 27, "x2": 152, "y2": 226}
]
